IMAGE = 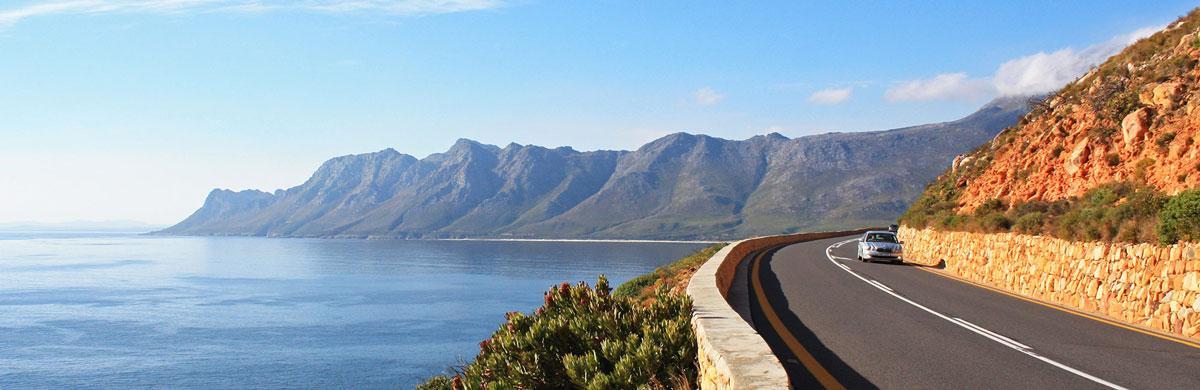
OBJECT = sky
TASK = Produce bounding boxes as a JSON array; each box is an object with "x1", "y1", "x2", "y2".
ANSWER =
[{"x1": 0, "y1": 0, "x2": 1196, "y2": 225}]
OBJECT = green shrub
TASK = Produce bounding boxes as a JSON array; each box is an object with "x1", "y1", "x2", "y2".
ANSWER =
[
  {"x1": 1104, "y1": 153, "x2": 1121, "y2": 167},
  {"x1": 419, "y1": 276, "x2": 696, "y2": 389},
  {"x1": 1158, "y1": 189, "x2": 1200, "y2": 244},
  {"x1": 975, "y1": 198, "x2": 1008, "y2": 216},
  {"x1": 1134, "y1": 158, "x2": 1157, "y2": 182},
  {"x1": 977, "y1": 212, "x2": 1013, "y2": 233},
  {"x1": 1044, "y1": 182, "x2": 1165, "y2": 242},
  {"x1": 1156, "y1": 131, "x2": 1177, "y2": 150},
  {"x1": 908, "y1": 181, "x2": 1174, "y2": 244},
  {"x1": 1104, "y1": 89, "x2": 1140, "y2": 121},
  {"x1": 1013, "y1": 212, "x2": 1045, "y2": 234},
  {"x1": 1089, "y1": 126, "x2": 1118, "y2": 139}
]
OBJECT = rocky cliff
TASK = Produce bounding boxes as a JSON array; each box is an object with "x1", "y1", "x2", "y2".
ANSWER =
[
  {"x1": 917, "y1": 11, "x2": 1200, "y2": 216},
  {"x1": 160, "y1": 98, "x2": 1027, "y2": 240}
]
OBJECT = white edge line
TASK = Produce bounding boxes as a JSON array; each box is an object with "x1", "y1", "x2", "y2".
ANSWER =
[
  {"x1": 953, "y1": 317, "x2": 1033, "y2": 350},
  {"x1": 822, "y1": 241, "x2": 1127, "y2": 390},
  {"x1": 867, "y1": 280, "x2": 893, "y2": 292}
]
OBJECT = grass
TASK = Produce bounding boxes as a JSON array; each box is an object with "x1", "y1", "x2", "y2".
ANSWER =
[{"x1": 614, "y1": 244, "x2": 727, "y2": 302}]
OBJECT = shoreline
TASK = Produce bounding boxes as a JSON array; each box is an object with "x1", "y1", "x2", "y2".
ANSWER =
[{"x1": 134, "y1": 232, "x2": 727, "y2": 244}]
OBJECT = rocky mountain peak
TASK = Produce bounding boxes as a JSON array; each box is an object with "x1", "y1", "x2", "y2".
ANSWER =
[{"x1": 160, "y1": 98, "x2": 1029, "y2": 239}]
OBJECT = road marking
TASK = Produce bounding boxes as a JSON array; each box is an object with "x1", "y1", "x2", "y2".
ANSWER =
[
  {"x1": 952, "y1": 317, "x2": 1031, "y2": 350},
  {"x1": 823, "y1": 240, "x2": 1128, "y2": 390},
  {"x1": 866, "y1": 279, "x2": 893, "y2": 292},
  {"x1": 751, "y1": 246, "x2": 845, "y2": 390},
  {"x1": 914, "y1": 266, "x2": 1200, "y2": 350}
]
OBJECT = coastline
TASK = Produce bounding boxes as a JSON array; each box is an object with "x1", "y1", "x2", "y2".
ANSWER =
[{"x1": 147, "y1": 231, "x2": 723, "y2": 244}]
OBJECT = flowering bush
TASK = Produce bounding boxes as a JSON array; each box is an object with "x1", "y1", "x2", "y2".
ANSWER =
[{"x1": 418, "y1": 276, "x2": 696, "y2": 389}]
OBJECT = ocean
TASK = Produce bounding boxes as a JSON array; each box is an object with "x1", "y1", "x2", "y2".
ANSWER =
[{"x1": 0, "y1": 232, "x2": 707, "y2": 388}]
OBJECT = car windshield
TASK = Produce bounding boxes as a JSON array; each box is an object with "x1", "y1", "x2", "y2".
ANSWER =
[{"x1": 865, "y1": 233, "x2": 897, "y2": 243}]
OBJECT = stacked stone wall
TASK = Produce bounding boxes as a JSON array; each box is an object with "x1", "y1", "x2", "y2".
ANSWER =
[{"x1": 900, "y1": 226, "x2": 1200, "y2": 339}]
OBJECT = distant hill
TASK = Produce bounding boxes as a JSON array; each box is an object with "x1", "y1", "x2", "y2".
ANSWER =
[
  {"x1": 902, "y1": 10, "x2": 1200, "y2": 243},
  {"x1": 159, "y1": 97, "x2": 1028, "y2": 240}
]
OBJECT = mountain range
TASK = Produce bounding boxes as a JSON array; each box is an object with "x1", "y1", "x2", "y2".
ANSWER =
[{"x1": 159, "y1": 97, "x2": 1029, "y2": 240}]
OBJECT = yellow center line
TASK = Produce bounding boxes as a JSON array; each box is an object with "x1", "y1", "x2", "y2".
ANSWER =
[
  {"x1": 750, "y1": 244, "x2": 845, "y2": 390},
  {"x1": 914, "y1": 266, "x2": 1200, "y2": 350}
]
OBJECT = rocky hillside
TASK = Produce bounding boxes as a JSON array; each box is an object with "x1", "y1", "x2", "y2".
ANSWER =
[
  {"x1": 160, "y1": 97, "x2": 1027, "y2": 240},
  {"x1": 903, "y1": 10, "x2": 1200, "y2": 243}
]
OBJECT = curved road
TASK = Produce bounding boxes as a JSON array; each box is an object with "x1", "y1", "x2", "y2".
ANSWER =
[{"x1": 748, "y1": 234, "x2": 1200, "y2": 389}]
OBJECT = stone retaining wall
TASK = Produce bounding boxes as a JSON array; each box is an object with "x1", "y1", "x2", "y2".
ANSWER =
[
  {"x1": 899, "y1": 226, "x2": 1200, "y2": 340},
  {"x1": 687, "y1": 229, "x2": 869, "y2": 389}
]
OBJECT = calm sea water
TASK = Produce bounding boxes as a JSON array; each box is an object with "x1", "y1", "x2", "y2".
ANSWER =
[{"x1": 0, "y1": 232, "x2": 707, "y2": 388}]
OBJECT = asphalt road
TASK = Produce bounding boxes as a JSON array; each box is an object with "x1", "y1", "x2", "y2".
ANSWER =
[{"x1": 748, "y1": 234, "x2": 1200, "y2": 389}]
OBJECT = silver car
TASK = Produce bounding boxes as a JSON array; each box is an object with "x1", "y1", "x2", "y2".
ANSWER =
[{"x1": 857, "y1": 231, "x2": 904, "y2": 263}]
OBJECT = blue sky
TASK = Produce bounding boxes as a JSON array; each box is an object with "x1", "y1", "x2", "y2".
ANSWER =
[{"x1": 0, "y1": 0, "x2": 1195, "y2": 224}]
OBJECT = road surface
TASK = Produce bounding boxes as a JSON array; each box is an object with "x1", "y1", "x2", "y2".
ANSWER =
[{"x1": 748, "y1": 234, "x2": 1200, "y2": 389}]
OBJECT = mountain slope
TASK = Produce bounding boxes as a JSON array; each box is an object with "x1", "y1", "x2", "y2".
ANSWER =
[
  {"x1": 160, "y1": 97, "x2": 1028, "y2": 240},
  {"x1": 902, "y1": 10, "x2": 1200, "y2": 243}
]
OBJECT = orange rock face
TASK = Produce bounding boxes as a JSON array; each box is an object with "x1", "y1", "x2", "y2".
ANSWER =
[{"x1": 954, "y1": 24, "x2": 1200, "y2": 213}]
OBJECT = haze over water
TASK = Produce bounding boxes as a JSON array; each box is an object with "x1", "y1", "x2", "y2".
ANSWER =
[{"x1": 0, "y1": 233, "x2": 706, "y2": 388}]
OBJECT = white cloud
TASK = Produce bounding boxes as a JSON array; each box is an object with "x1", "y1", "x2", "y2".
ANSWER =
[
  {"x1": 807, "y1": 87, "x2": 852, "y2": 105},
  {"x1": 992, "y1": 25, "x2": 1160, "y2": 96},
  {"x1": 886, "y1": 25, "x2": 1162, "y2": 101},
  {"x1": 693, "y1": 87, "x2": 724, "y2": 106},
  {"x1": 884, "y1": 72, "x2": 993, "y2": 102},
  {"x1": 0, "y1": 0, "x2": 505, "y2": 26}
]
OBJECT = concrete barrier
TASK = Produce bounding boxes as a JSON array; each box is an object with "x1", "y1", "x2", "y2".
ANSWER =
[{"x1": 687, "y1": 229, "x2": 870, "y2": 389}]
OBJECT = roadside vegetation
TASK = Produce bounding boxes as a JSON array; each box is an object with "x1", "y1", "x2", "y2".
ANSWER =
[
  {"x1": 614, "y1": 244, "x2": 726, "y2": 302},
  {"x1": 418, "y1": 245, "x2": 726, "y2": 389},
  {"x1": 903, "y1": 181, "x2": 1200, "y2": 245}
]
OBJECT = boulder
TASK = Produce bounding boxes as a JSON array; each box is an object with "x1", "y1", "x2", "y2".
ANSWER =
[
  {"x1": 1064, "y1": 139, "x2": 1090, "y2": 175},
  {"x1": 1121, "y1": 107, "x2": 1153, "y2": 148},
  {"x1": 1154, "y1": 83, "x2": 1185, "y2": 110}
]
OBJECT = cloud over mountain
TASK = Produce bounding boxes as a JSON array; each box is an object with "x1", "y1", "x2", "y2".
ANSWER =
[
  {"x1": 992, "y1": 25, "x2": 1160, "y2": 96},
  {"x1": 886, "y1": 25, "x2": 1160, "y2": 102}
]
